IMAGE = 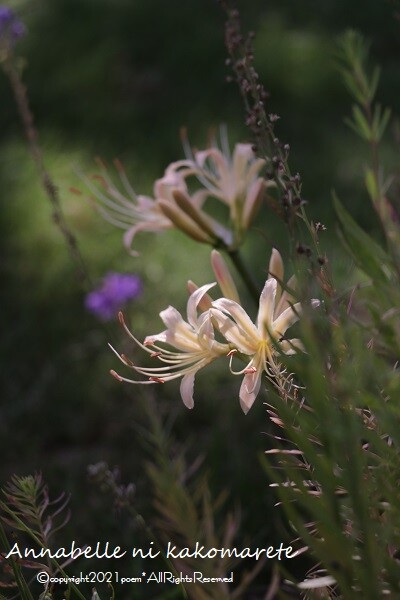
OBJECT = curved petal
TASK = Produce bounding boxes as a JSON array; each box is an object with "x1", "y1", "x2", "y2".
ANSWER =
[
  {"x1": 186, "y1": 282, "x2": 216, "y2": 328},
  {"x1": 135, "y1": 194, "x2": 165, "y2": 215},
  {"x1": 272, "y1": 302, "x2": 302, "y2": 337},
  {"x1": 239, "y1": 368, "x2": 262, "y2": 414},
  {"x1": 180, "y1": 372, "x2": 196, "y2": 409},
  {"x1": 187, "y1": 280, "x2": 213, "y2": 312},
  {"x1": 123, "y1": 219, "x2": 172, "y2": 254},
  {"x1": 212, "y1": 298, "x2": 259, "y2": 340},
  {"x1": 242, "y1": 178, "x2": 265, "y2": 228},
  {"x1": 196, "y1": 311, "x2": 230, "y2": 354},
  {"x1": 144, "y1": 330, "x2": 169, "y2": 345},
  {"x1": 280, "y1": 338, "x2": 305, "y2": 355},
  {"x1": 164, "y1": 159, "x2": 198, "y2": 178},
  {"x1": 211, "y1": 308, "x2": 257, "y2": 354},
  {"x1": 157, "y1": 306, "x2": 198, "y2": 351},
  {"x1": 197, "y1": 312, "x2": 214, "y2": 350},
  {"x1": 159, "y1": 305, "x2": 186, "y2": 329},
  {"x1": 196, "y1": 148, "x2": 233, "y2": 202},
  {"x1": 274, "y1": 299, "x2": 320, "y2": 337},
  {"x1": 257, "y1": 278, "x2": 277, "y2": 336},
  {"x1": 211, "y1": 250, "x2": 240, "y2": 303},
  {"x1": 195, "y1": 148, "x2": 229, "y2": 176},
  {"x1": 154, "y1": 171, "x2": 187, "y2": 199},
  {"x1": 232, "y1": 143, "x2": 255, "y2": 181},
  {"x1": 268, "y1": 248, "x2": 284, "y2": 285},
  {"x1": 243, "y1": 157, "x2": 267, "y2": 187}
]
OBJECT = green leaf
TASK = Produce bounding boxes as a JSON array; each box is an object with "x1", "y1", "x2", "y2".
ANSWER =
[
  {"x1": 365, "y1": 168, "x2": 379, "y2": 202},
  {"x1": 371, "y1": 104, "x2": 390, "y2": 141},
  {"x1": 334, "y1": 195, "x2": 392, "y2": 283},
  {"x1": 377, "y1": 106, "x2": 391, "y2": 140},
  {"x1": 338, "y1": 68, "x2": 366, "y2": 104},
  {"x1": 351, "y1": 105, "x2": 372, "y2": 140},
  {"x1": 368, "y1": 66, "x2": 381, "y2": 101}
]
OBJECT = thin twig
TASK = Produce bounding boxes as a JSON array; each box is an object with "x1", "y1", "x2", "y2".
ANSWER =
[{"x1": 3, "y1": 56, "x2": 92, "y2": 289}]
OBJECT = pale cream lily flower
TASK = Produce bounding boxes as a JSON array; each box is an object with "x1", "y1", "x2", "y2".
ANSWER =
[
  {"x1": 211, "y1": 250, "x2": 320, "y2": 414},
  {"x1": 79, "y1": 160, "x2": 171, "y2": 248},
  {"x1": 81, "y1": 129, "x2": 270, "y2": 253},
  {"x1": 110, "y1": 284, "x2": 229, "y2": 409},
  {"x1": 82, "y1": 158, "x2": 232, "y2": 254},
  {"x1": 171, "y1": 129, "x2": 272, "y2": 242}
]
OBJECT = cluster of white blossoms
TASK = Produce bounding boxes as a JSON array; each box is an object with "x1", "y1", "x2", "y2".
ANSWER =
[
  {"x1": 85, "y1": 130, "x2": 272, "y2": 255},
  {"x1": 110, "y1": 249, "x2": 320, "y2": 414}
]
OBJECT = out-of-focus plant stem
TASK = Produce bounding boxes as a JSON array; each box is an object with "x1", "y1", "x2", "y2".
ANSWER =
[
  {"x1": 227, "y1": 248, "x2": 260, "y2": 304},
  {"x1": 0, "y1": 519, "x2": 35, "y2": 600},
  {"x1": 2, "y1": 55, "x2": 92, "y2": 290}
]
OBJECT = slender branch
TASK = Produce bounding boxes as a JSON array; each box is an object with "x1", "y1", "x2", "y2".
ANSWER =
[
  {"x1": 0, "y1": 519, "x2": 35, "y2": 600},
  {"x1": 227, "y1": 248, "x2": 260, "y2": 304},
  {"x1": 2, "y1": 56, "x2": 92, "y2": 290}
]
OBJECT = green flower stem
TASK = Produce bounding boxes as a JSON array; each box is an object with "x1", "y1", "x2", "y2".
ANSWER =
[
  {"x1": 0, "y1": 519, "x2": 35, "y2": 600},
  {"x1": 227, "y1": 249, "x2": 260, "y2": 305},
  {"x1": 2, "y1": 56, "x2": 91, "y2": 291}
]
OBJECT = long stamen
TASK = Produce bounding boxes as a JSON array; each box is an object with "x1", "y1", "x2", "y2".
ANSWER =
[
  {"x1": 110, "y1": 370, "x2": 156, "y2": 385},
  {"x1": 132, "y1": 359, "x2": 201, "y2": 375},
  {"x1": 91, "y1": 174, "x2": 137, "y2": 209},
  {"x1": 118, "y1": 312, "x2": 162, "y2": 356},
  {"x1": 87, "y1": 170, "x2": 138, "y2": 212},
  {"x1": 228, "y1": 353, "x2": 255, "y2": 376},
  {"x1": 113, "y1": 158, "x2": 139, "y2": 200},
  {"x1": 110, "y1": 370, "x2": 123, "y2": 381},
  {"x1": 109, "y1": 344, "x2": 134, "y2": 367},
  {"x1": 84, "y1": 176, "x2": 138, "y2": 216},
  {"x1": 95, "y1": 205, "x2": 133, "y2": 230},
  {"x1": 132, "y1": 359, "x2": 209, "y2": 383}
]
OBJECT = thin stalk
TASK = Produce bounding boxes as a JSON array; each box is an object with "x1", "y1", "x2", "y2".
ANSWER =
[
  {"x1": 0, "y1": 519, "x2": 35, "y2": 600},
  {"x1": 227, "y1": 249, "x2": 260, "y2": 304},
  {"x1": 2, "y1": 56, "x2": 92, "y2": 290},
  {"x1": 364, "y1": 100, "x2": 400, "y2": 276}
]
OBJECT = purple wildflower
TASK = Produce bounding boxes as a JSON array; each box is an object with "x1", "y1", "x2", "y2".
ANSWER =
[
  {"x1": 85, "y1": 272, "x2": 142, "y2": 321},
  {"x1": 0, "y1": 6, "x2": 26, "y2": 45}
]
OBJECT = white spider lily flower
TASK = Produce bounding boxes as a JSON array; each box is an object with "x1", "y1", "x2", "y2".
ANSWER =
[
  {"x1": 81, "y1": 159, "x2": 182, "y2": 254},
  {"x1": 172, "y1": 129, "x2": 273, "y2": 242},
  {"x1": 110, "y1": 284, "x2": 230, "y2": 409},
  {"x1": 82, "y1": 158, "x2": 233, "y2": 253},
  {"x1": 211, "y1": 273, "x2": 320, "y2": 414}
]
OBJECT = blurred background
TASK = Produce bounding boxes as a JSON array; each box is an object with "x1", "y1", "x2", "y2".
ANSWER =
[{"x1": 1, "y1": 0, "x2": 399, "y2": 596}]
